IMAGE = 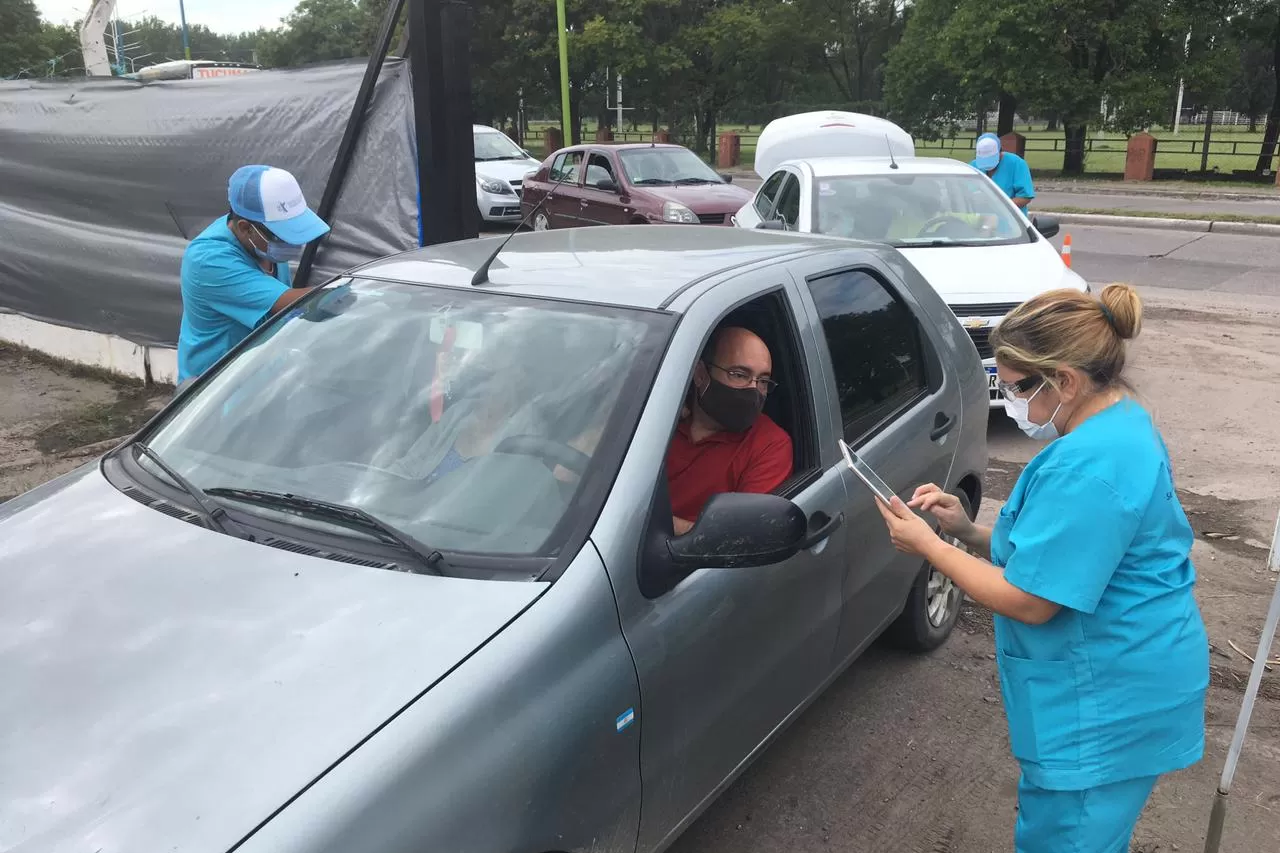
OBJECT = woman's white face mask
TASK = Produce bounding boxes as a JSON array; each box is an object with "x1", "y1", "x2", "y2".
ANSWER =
[{"x1": 1005, "y1": 381, "x2": 1062, "y2": 441}]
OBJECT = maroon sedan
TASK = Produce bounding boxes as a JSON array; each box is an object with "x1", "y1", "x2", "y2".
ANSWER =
[{"x1": 520, "y1": 143, "x2": 753, "y2": 230}]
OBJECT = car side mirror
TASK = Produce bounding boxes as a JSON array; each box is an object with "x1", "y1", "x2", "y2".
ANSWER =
[
  {"x1": 1031, "y1": 214, "x2": 1060, "y2": 239},
  {"x1": 595, "y1": 177, "x2": 619, "y2": 193},
  {"x1": 667, "y1": 492, "x2": 808, "y2": 569},
  {"x1": 721, "y1": 174, "x2": 734, "y2": 184},
  {"x1": 756, "y1": 218, "x2": 787, "y2": 231}
]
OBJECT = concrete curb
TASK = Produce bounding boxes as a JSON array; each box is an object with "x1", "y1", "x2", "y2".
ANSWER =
[
  {"x1": 1036, "y1": 181, "x2": 1280, "y2": 203},
  {"x1": 1049, "y1": 211, "x2": 1280, "y2": 237}
]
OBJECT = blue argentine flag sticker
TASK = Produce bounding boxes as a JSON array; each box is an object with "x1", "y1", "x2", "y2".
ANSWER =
[{"x1": 615, "y1": 708, "x2": 636, "y2": 733}]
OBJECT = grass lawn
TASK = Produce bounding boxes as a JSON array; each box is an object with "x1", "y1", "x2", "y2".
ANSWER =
[{"x1": 522, "y1": 121, "x2": 1276, "y2": 177}]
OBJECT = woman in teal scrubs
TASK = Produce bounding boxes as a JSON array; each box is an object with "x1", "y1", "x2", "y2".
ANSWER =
[{"x1": 877, "y1": 283, "x2": 1209, "y2": 852}]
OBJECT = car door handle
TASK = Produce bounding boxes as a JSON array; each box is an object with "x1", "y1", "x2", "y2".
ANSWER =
[
  {"x1": 800, "y1": 511, "x2": 844, "y2": 550},
  {"x1": 930, "y1": 412, "x2": 957, "y2": 441}
]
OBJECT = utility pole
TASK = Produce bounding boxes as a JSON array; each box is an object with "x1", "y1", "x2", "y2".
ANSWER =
[
  {"x1": 178, "y1": 0, "x2": 192, "y2": 60},
  {"x1": 555, "y1": 0, "x2": 571, "y2": 143}
]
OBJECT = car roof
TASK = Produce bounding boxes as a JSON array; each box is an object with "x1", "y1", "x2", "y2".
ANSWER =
[
  {"x1": 785, "y1": 156, "x2": 979, "y2": 178},
  {"x1": 353, "y1": 226, "x2": 848, "y2": 311},
  {"x1": 553, "y1": 142, "x2": 687, "y2": 155}
]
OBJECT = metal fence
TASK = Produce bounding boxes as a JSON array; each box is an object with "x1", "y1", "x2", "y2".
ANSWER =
[{"x1": 513, "y1": 126, "x2": 1275, "y2": 175}]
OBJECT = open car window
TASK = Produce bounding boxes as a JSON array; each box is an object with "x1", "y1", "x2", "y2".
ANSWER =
[
  {"x1": 811, "y1": 173, "x2": 1032, "y2": 247},
  {"x1": 140, "y1": 280, "x2": 673, "y2": 563}
]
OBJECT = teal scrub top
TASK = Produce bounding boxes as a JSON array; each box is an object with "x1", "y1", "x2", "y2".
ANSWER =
[
  {"x1": 178, "y1": 216, "x2": 290, "y2": 383},
  {"x1": 990, "y1": 399, "x2": 1208, "y2": 791}
]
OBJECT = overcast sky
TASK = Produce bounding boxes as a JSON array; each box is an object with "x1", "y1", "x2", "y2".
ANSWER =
[{"x1": 36, "y1": 0, "x2": 301, "y2": 34}]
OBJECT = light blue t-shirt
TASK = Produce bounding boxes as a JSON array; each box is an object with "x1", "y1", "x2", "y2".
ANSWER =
[
  {"x1": 990, "y1": 399, "x2": 1208, "y2": 791},
  {"x1": 971, "y1": 151, "x2": 1036, "y2": 206},
  {"x1": 177, "y1": 216, "x2": 290, "y2": 383}
]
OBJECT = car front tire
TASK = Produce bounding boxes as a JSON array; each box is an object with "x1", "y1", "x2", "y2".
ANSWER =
[
  {"x1": 533, "y1": 212, "x2": 551, "y2": 231},
  {"x1": 885, "y1": 489, "x2": 972, "y2": 652}
]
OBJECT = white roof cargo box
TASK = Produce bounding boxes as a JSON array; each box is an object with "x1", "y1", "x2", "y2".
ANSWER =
[{"x1": 753, "y1": 111, "x2": 916, "y2": 177}]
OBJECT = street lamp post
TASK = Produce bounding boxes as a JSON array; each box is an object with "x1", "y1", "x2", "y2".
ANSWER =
[
  {"x1": 555, "y1": 0, "x2": 571, "y2": 143},
  {"x1": 178, "y1": 0, "x2": 192, "y2": 60}
]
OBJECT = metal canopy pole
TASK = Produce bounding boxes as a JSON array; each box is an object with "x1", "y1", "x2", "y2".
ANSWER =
[
  {"x1": 1203, "y1": 507, "x2": 1280, "y2": 853},
  {"x1": 294, "y1": 0, "x2": 407, "y2": 288},
  {"x1": 406, "y1": 0, "x2": 478, "y2": 246}
]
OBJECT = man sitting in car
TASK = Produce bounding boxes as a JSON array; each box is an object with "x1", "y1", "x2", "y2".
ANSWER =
[{"x1": 667, "y1": 325, "x2": 794, "y2": 534}]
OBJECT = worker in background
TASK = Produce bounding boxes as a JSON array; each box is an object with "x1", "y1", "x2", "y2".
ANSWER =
[
  {"x1": 972, "y1": 132, "x2": 1035, "y2": 211},
  {"x1": 176, "y1": 165, "x2": 330, "y2": 388}
]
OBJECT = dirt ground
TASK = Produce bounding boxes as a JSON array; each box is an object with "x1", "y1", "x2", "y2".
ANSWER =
[{"x1": 2, "y1": 286, "x2": 1279, "y2": 852}]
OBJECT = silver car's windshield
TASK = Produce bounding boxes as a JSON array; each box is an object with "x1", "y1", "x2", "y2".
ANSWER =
[
  {"x1": 811, "y1": 173, "x2": 1032, "y2": 247},
  {"x1": 474, "y1": 130, "x2": 528, "y2": 161},
  {"x1": 619, "y1": 148, "x2": 725, "y2": 185},
  {"x1": 142, "y1": 279, "x2": 670, "y2": 560}
]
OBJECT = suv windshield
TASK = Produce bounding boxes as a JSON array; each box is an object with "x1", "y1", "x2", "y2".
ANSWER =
[
  {"x1": 474, "y1": 130, "x2": 528, "y2": 161},
  {"x1": 140, "y1": 280, "x2": 670, "y2": 561},
  {"x1": 811, "y1": 173, "x2": 1031, "y2": 247},
  {"x1": 619, "y1": 147, "x2": 725, "y2": 185}
]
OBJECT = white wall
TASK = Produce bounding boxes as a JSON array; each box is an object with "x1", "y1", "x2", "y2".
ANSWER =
[{"x1": 0, "y1": 313, "x2": 177, "y2": 385}]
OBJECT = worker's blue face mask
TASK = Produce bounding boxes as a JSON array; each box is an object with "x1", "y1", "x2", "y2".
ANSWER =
[{"x1": 250, "y1": 224, "x2": 306, "y2": 265}]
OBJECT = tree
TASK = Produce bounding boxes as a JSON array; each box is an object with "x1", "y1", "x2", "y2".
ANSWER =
[
  {"x1": 797, "y1": 0, "x2": 905, "y2": 107},
  {"x1": 1, "y1": 0, "x2": 48, "y2": 78},
  {"x1": 1226, "y1": 8, "x2": 1277, "y2": 132},
  {"x1": 886, "y1": 0, "x2": 1233, "y2": 174},
  {"x1": 257, "y1": 0, "x2": 368, "y2": 68}
]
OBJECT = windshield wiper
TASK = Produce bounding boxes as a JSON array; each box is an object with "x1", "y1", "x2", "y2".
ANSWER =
[
  {"x1": 205, "y1": 487, "x2": 445, "y2": 575},
  {"x1": 631, "y1": 178, "x2": 674, "y2": 185},
  {"x1": 674, "y1": 177, "x2": 717, "y2": 185},
  {"x1": 132, "y1": 443, "x2": 253, "y2": 540}
]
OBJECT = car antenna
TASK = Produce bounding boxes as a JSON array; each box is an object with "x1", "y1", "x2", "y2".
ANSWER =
[
  {"x1": 886, "y1": 135, "x2": 899, "y2": 170},
  {"x1": 471, "y1": 163, "x2": 576, "y2": 287}
]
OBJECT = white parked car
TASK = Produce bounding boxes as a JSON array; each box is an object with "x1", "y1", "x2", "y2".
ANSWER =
[
  {"x1": 474, "y1": 124, "x2": 543, "y2": 224},
  {"x1": 733, "y1": 112, "x2": 1089, "y2": 407}
]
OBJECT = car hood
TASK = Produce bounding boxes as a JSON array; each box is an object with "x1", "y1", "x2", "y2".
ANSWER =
[
  {"x1": 474, "y1": 158, "x2": 540, "y2": 183},
  {"x1": 643, "y1": 182, "x2": 754, "y2": 212},
  {"x1": 897, "y1": 239, "x2": 1087, "y2": 305},
  {"x1": 0, "y1": 467, "x2": 545, "y2": 853}
]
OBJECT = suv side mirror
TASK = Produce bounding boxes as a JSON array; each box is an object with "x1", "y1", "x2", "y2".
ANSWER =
[
  {"x1": 756, "y1": 218, "x2": 787, "y2": 231},
  {"x1": 595, "y1": 177, "x2": 619, "y2": 193},
  {"x1": 721, "y1": 174, "x2": 734, "y2": 184},
  {"x1": 668, "y1": 492, "x2": 811, "y2": 569},
  {"x1": 1031, "y1": 214, "x2": 1060, "y2": 239}
]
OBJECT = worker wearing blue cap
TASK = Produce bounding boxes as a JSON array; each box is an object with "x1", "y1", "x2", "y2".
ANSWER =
[
  {"x1": 972, "y1": 132, "x2": 1035, "y2": 211},
  {"x1": 176, "y1": 165, "x2": 331, "y2": 385}
]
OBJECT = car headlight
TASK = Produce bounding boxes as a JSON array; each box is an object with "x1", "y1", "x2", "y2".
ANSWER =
[
  {"x1": 477, "y1": 175, "x2": 513, "y2": 195},
  {"x1": 662, "y1": 201, "x2": 698, "y2": 224}
]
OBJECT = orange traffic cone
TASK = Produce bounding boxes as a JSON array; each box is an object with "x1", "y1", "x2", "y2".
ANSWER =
[{"x1": 1061, "y1": 233, "x2": 1073, "y2": 268}]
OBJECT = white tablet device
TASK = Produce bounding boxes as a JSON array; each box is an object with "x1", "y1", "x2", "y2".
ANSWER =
[{"x1": 837, "y1": 438, "x2": 896, "y2": 504}]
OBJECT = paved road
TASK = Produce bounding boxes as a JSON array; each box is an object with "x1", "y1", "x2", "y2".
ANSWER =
[
  {"x1": 729, "y1": 174, "x2": 1280, "y2": 219},
  {"x1": 1048, "y1": 225, "x2": 1280, "y2": 295}
]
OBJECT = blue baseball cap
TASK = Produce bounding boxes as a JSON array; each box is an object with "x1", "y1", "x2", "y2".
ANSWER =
[
  {"x1": 228, "y1": 165, "x2": 330, "y2": 245},
  {"x1": 974, "y1": 133, "x2": 1002, "y2": 171}
]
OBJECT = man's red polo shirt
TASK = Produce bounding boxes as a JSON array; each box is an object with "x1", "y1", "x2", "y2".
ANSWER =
[{"x1": 665, "y1": 414, "x2": 794, "y2": 522}]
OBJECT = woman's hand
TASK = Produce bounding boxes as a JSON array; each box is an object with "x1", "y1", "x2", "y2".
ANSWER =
[
  {"x1": 875, "y1": 496, "x2": 944, "y2": 559},
  {"x1": 907, "y1": 484, "x2": 975, "y2": 540}
]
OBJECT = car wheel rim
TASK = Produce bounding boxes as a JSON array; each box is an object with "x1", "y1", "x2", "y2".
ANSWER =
[
  {"x1": 533, "y1": 214, "x2": 549, "y2": 231},
  {"x1": 925, "y1": 533, "x2": 963, "y2": 627}
]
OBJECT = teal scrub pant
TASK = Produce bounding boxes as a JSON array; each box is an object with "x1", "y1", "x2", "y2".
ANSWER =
[{"x1": 1015, "y1": 774, "x2": 1158, "y2": 853}]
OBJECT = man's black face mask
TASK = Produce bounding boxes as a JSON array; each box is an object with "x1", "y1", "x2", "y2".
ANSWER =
[{"x1": 697, "y1": 373, "x2": 764, "y2": 433}]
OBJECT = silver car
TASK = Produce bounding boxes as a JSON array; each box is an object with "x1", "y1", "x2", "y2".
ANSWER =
[{"x1": 0, "y1": 227, "x2": 987, "y2": 853}]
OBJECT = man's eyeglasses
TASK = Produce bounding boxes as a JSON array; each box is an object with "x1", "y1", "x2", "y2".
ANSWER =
[
  {"x1": 707, "y1": 362, "x2": 778, "y2": 394},
  {"x1": 995, "y1": 375, "x2": 1042, "y2": 402}
]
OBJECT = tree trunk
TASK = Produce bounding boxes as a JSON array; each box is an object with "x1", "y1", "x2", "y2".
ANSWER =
[
  {"x1": 1046, "y1": 113, "x2": 1059, "y2": 132},
  {"x1": 997, "y1": 92, "x2": 1017, "y2": 136},
  {"x1": 1062, "y1": 124, "x2": 1087, "y2": 175},
  {"x1": 975, "y1": 101, "x2": 987, "y2": 135},
  {"x1": 1200, "y1": 109, "x2": 1214, "y2": 173},
  {"x1": 1249, "y1": 114, "x2": 1258, "y2": 133},
  {"x1": 570, "y1": 95, "x2": 582, "y2": 146},
  {"x1": 1256, "y1": 13, "x2": 1280, "y2": 173}
]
